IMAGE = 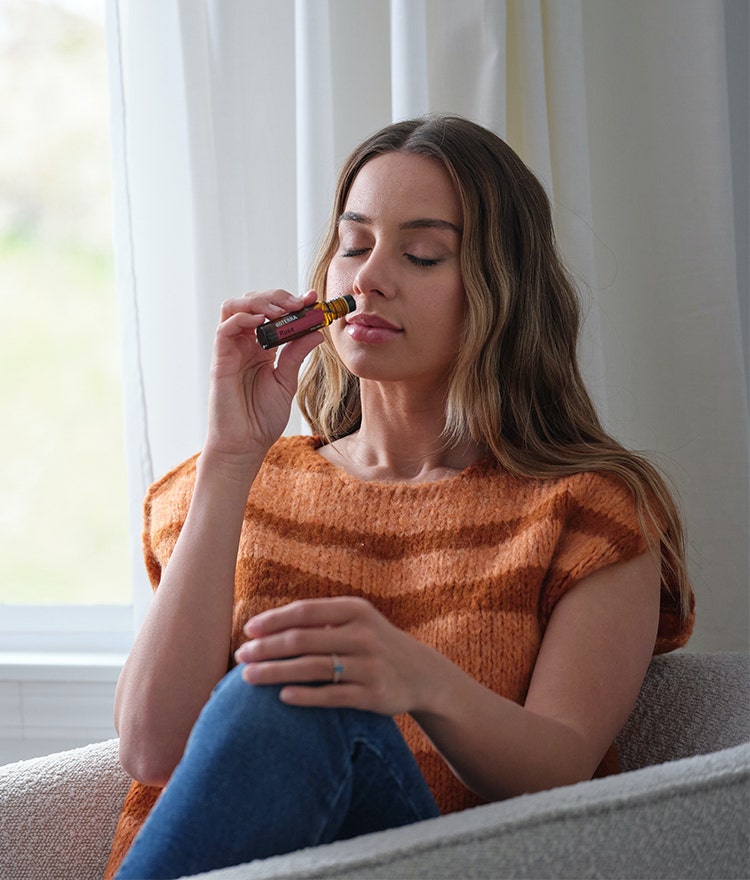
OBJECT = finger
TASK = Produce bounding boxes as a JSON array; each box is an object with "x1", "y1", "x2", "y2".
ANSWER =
[
  {"x1": 245, "y1": 597, "x2": 370, "y2": 638},
  {"x1": 235, "y1": 624, "x2": 361, "y2": 664},
  {"x1": 215, "y1": 310, "x2": 266, "y2": 339},
  {"x1": 240, "y1": 653, "x2": 348, "y2": 686},
  {"x1": 278, "y1": 683, "x2": 369, "y2": 709},
  {"x1": 271, "y1": 330, "x2": 324, "y2": 392},
  {"x1": 220, "y1": 290, "x2": 304, "y2": 323},
  {"x1": 242, "y1": 288, "x2": 316, "y2": 316}
]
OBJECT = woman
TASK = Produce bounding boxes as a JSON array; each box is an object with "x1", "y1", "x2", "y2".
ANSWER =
[{"x1": 108, "y1": 114, "x2": 693, "y2": 879}]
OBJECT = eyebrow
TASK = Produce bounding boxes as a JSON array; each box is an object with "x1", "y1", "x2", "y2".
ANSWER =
[{"x1": 338, "y1": 211, "x2": 462, "y2": 235}]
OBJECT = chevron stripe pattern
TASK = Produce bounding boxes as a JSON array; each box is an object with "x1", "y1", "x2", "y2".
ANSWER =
[{"x1": 138, "y1": 435, "x2": 689, "y2": 815}]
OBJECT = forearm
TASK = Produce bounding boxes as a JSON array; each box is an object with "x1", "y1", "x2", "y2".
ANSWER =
[
  {"x1": 115, "y1": 450, "x2": 262, "y2": 785},
  {"x1": 410, "y1": 553, "x2": 659, "y2": 802},
  {"x1": 411, "y1": 653, "x2": 596, "y2": 802}
]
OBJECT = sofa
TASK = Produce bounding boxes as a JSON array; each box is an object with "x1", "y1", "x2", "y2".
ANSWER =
[{"x1": 1, "y1": 651, "x2": 748, "y2": 880}]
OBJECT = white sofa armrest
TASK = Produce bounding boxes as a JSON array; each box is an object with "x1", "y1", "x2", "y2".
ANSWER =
[
  {"x1": 0, "y1": 738, "x2": 129, "y2": 880},
  {"x1": 191, "y1": 742, "x2": 750, "y2": 880}
]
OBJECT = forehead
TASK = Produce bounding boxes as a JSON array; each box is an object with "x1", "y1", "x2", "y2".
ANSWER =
[{"x1": 343, "y1": 152, "x2": 462, "y2": 228}]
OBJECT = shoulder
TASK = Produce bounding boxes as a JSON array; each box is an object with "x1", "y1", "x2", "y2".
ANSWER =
[
  {"x1": 565, "y1": 469, "x2": 637, "y2": 510},
  {"x1": 558, "y1": 469, "x2": 644, "y2": 543},
  {"x1": 470, "y1": 462, "x2": 638, "y2": 525},
  {"x1": 485, "y1": 466, "x2": 649, "y2": 619},
  {"x1": 503, "y1": 466, "x2": 641, "y2": 533},
  {"x1": 541, "y1": 469, "x2": 646, "y2": 571},
  {"x1": 262, "y1": 434, "x2": 323, "y2": 468},
  {"x1": 144, "y1": 454, "x2": 200, "y2": 529},
  {"x1": 145, "y1": 437, "x2": 323, "y2": 525},
  {"x1": 147, "y1": 436, "x2": 320, "y2": 503}
]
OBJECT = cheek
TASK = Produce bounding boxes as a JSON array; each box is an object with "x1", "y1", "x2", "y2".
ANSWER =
[
  {"x1": 325, "y1": 260, "x2": 351, "y2": 296},
  {"x1": 432, "y1": 286, "x2": 466, "y2": 337}
]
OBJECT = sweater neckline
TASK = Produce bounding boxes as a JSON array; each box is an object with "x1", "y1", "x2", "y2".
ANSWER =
[{"x1": 288, "y1": 434, "x2": 497, "y2": 489}]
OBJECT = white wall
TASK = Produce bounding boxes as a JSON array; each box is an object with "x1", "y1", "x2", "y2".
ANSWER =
[
  {"x1": 0, "y1": 608, "x2": 128, "y2": 766},
  {"x1": 0, "y1": 661, "x2": 119, "y2": 765},
  {"x1": 724, "y1": 0, "x2": 748, "y2": 391}
]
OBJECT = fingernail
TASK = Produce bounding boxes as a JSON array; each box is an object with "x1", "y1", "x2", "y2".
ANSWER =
[{"x1": 239, "y1": 665, "x2": 259, "y2": 685}]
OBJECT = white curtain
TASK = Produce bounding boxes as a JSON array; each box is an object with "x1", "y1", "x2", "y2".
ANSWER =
[{"x1": 105, "y1": 0, "x2": 749, "y2": 651}]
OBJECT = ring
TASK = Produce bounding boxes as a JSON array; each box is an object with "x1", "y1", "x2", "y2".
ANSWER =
[{"x1": 331, "y1": 653, "x2": 344, "y2": 684}]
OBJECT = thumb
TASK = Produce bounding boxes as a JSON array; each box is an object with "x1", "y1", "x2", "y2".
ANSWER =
[{"x1": 272, "y1": 330, "x2": 324, "y2": 395}]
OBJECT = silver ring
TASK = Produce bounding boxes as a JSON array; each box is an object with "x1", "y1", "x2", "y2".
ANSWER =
[{"x1": 331, "y1": 653, "x2": 344, "y2": 684}]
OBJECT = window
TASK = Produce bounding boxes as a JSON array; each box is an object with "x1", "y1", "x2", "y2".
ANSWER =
[{"x1": 0, "y1": 0, "x2": 130, "y2": 608}]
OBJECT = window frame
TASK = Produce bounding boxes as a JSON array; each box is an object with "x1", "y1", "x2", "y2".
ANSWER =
[
  {"x1": 0, "y1": 1, "x2": 142, "y2": 664},
  {"x1": 0, "y1": 604, "x2": 134, "y2": 656}
]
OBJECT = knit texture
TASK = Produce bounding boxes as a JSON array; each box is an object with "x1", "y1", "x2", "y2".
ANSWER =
[{"x1": 104, "y1": 435, "x2": 693, "y2": 878}]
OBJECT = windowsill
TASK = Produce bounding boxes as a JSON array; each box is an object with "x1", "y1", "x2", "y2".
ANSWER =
[
  {"x1": 0, "y1": 650, "x2": 125, "y2": 765},
  {"x1": 0, "y1": 604, "x2": 135, "y2": 657},
  {"x1": 0, "y1": 651, "x2": 126, "y2": 682}
]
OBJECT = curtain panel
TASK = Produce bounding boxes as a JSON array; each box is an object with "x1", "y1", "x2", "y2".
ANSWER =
[{"x1": 105, "y1": 0, "x2": 748, "y2": 650}]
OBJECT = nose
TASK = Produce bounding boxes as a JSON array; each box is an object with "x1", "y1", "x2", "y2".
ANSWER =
[{"x1": 352, "y1": 246, "x2": 396, "y2": 300}]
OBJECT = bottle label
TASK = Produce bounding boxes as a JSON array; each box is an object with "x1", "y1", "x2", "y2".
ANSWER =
[{"x1": 274, "y1": 309, "x2": 325, "y2": 340}]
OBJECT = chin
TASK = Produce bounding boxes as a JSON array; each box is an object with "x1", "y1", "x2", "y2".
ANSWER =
[{"x1": 341, "y1": 357, "x2": 403, "y2": 383}]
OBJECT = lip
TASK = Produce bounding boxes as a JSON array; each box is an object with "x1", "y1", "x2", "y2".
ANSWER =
[
  {"x1": 344, "y1": 312, "x2": 402, "y2": 344},
  {"x1": 345, "y1": 313, "x2": 401, "y2": 331}
]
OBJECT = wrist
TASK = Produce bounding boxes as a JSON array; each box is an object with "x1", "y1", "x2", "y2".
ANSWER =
[
  {"x1": 409, "y1": 641, "x2": 459, "y2": 719},
  {"x1": 197, "y1": 444, "x2": 266, "y2": 490}
]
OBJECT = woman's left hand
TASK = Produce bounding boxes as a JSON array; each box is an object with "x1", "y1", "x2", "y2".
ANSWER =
[{"x1": 234, "y1": 597, "x2": 441, "y2": 716}]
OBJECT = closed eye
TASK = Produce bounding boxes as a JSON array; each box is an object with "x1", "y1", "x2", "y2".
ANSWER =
[
  {"x1": 340, "y1": 248, "x2": 441, "y2": 268},
  {"x1": 406, "y1": 254, "x2": 441, "y2": 268}
]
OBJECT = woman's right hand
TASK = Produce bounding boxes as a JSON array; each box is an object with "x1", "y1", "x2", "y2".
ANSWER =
[
  {"x1": 117, "y1": 289, "x2": 321, "y2": 785},
  {"x1": 204, "y1": 289, "x2": 323, "y2": 465}
]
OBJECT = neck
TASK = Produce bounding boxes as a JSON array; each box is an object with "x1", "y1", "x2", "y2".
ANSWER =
[{"x1": 322, "y1": 382, "x2": 485, "y2": 483}]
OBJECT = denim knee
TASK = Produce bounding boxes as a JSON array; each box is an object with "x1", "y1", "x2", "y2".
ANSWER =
[
  {"x1": 198, "y1": 665, "x2": 336, "y2": 753},
  {"x1": 116, "y1": 665, "x2": 439, "y2": 878}
]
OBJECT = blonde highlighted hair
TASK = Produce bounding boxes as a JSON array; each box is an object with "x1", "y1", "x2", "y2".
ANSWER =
[{"x1": 297, "y1": 114, "x2": 691, "y2": 616}]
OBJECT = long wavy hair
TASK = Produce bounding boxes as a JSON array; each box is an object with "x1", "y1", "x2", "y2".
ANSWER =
[{"x1": 297, "y1": 114, "x2": 691, "y2": 616}]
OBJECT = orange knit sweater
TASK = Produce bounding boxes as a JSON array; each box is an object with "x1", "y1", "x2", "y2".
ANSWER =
[{"x1": 105, "y1": 435, "x2": 693, "y2": 877}]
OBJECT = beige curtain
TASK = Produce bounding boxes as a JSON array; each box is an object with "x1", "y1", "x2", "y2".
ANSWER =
[{"x1": 106, "y1": 0, "x2": 748, "y2": 650}]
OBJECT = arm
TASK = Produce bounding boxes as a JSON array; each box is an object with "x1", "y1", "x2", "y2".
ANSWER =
[
  {"x1": 114, "y1": 290, "x2": 322, "y2": 787},
  {"x1": 236, "y1": 550, "x2": 660, "y2": 800},
  {"x1": 412, "y1": 550, "x2": 661, "y2": 797}
]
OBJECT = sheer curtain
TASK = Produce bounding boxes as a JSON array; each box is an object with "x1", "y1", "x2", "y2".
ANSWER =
[{"x1": 105, "y1": 0, "x2": 748, "y2": 651}]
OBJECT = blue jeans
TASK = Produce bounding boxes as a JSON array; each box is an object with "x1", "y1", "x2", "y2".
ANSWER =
[{"x1": 115, "y1": 665, "x2": 440, "y2": 879}]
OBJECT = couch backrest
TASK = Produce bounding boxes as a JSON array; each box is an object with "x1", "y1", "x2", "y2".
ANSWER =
[{"x1": 616, "y1": 651, "x2": 750, "y2": 772}]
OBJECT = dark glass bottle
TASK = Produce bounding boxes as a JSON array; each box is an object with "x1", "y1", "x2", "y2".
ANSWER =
[{"x1": 256, "y1": 294, "x2": 356, "y2": 350}]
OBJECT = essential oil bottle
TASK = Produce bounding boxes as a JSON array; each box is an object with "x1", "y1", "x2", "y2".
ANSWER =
[{"x1": 256, "y1": 294, "x2": 356, "y2": 349}]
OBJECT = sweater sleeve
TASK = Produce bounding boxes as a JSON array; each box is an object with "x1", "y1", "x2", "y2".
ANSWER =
[
  {"x1": 539, "y1": 470, "x2": 693, "y2": 654},
  {"x1": 141, "y1": 455, "x2": 199, "y2": 592}
]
